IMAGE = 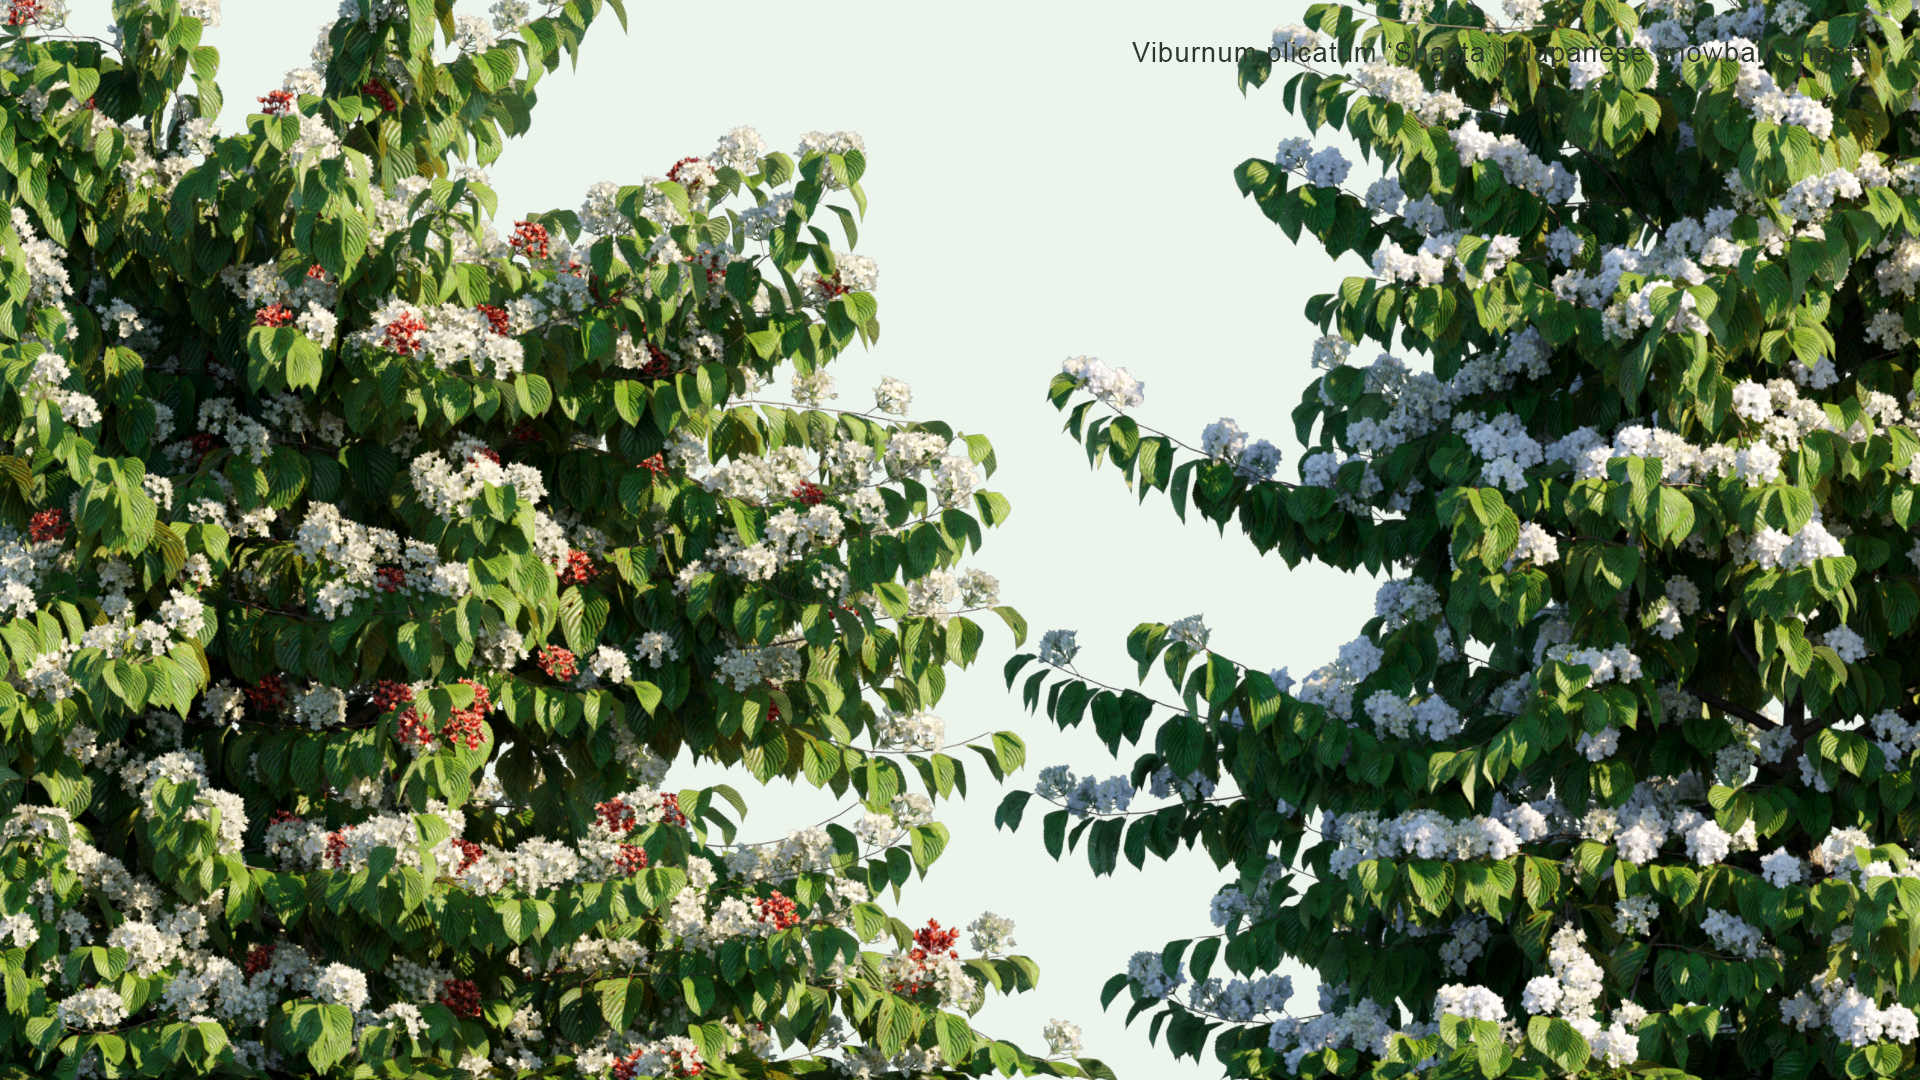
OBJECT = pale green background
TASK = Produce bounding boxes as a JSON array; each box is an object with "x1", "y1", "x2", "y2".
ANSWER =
[{"x1": 59, "y1": 1, "x2": 1392, "y2": 1071}]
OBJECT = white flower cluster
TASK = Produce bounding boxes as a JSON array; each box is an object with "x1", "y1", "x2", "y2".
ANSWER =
[
  {"x1": 1036, "y1": 766, "x2": 1135, "y2": 818},
  {"x1": 1200, "y1": 417, "x2": 1284, "y2": 481},
  {"x1": 1782, "y1": 976, "x2": 1920, "y2": 1047},
  {"x1": 713, "y1": 642, "x2": 802, "y2": 692},
  {"x1": 1729, "y1": 519, "x2": 1846, "y2": 571},
  {"x1": 874, "y1": 709, "x2": 945, "y2": 753},
  {"x1": 1127, "y1": 949, "x2": 1186, "y2": 998},
  {"x1": 347, "y1": 298, "x2": 524, "y2": 378},
  {"x1": 1452, "y1": 119, "x2": 1577, "y2": 203},
  {"x1": 1329, "y1": 808, "x2": 1522, "y2": 872},
  {"x1": 1062, "y1": 355, "x2": 1145, "y2": 411},
  {"x1": 1611, "y1": 780, "x2": 1758, "y2": 866},
  {"x1": 409, "y1": 435, "x2": 548, "y2": 520},
  {"x1": 1701, "y1": 908, "x2": 1765, "y2": 959},
  {"x1": 1190, "y1": 973, "x2": 1294, "y2": 1022},
  {"x1": 1293, "y1": 635, "x2": 1384, "y2": 720},
  {"x1": 1363, "y1": 691, "x2": 1463, "y2": 740},
  {"x1": 1692, "y1": 37, "x2": 1834, "y2": 139},
  {"x1": 1374, "y1": 578, "x2": 1442, "y2": 629},
  {"x1": 1043, "y1": 1018, "x2": 1083, "y2": 1056},
  {"x1": 295, "y1": 503, "x2": 471, "y2": 618},
  {"x1": 1350, "y1": 60, "x2": 1468, "y2": 125},
  {"x1": 1267, "y1": 997, "x2": 1395, "y2": 1073},
  {"x1": 1037, "y1": 629, "x2": 1080, "y2": 667}
]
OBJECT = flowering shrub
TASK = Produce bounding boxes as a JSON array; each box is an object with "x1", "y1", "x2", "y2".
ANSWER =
[
  {"x1": 0, "y1": 1, "x2": 1100, "y2": 1077},
  {"x1": 1006, "y1": 1, "x2": 1920, "y2": 1078}
]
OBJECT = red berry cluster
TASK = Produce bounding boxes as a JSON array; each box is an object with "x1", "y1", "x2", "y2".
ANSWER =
[
  {"x1": 245, "y1": 675, "x2": 288, "y2": 711},
  {"x1": 5, "y1": 1, "x2": 41, "y2": 27},
  {"x1": 635, "y1": 341, "x2": 673, "y2": 381},
  {"x1": 511, "y1": 424, "x2": 541, "y2": 443},
  {"x1": 253, "y1": 303, "x2": 295, "y2": 327},
  {"x1": 452, "y1": 838, "x2": 485, "y2": 873},
  {"x1": 189, "y1": 432, "x2": 219, "y2": 456},
  {"x1": 615, "y1": 844, "x2": 649, "y2": 875},
  {"x1": 440, "y1": 978, "x2": 482, "y2": 1018},
  {"x1": 911, "y1": 919, "x2": 961, "y2": 963},
  {"x1": 374, "y1": 566, "x2": 405, "y2": 593},
  {"x1": 361, "y1": 80, "x2": 398, "y2": 111},
  {"x1": 475, "y1": 303, "x2": 510, "y2": 336},
  {"x1": 595, "y1": 798, "x2": 637, "y2": 834},
  {"x1": 325, "y1": 830, "x2": 347, "y2": 869},
  {"x1": 384, "y1": 310, "x2": 426, "y2": 356},
  {"x1": 813, "y1": 272, "x2": 852, "y2": 300},
  {"x1": 444, "y1": 679, "x2": 491, "y2": 750},
  {"x1": 470, "y1": 447, "x2": 501, "y2": 465},
  {"x1": 558, "y1": 549, "x2": 597, "y2": 586},
  {"x1": 756, "y1": 891, "x2": 799, "y2": 930},
  {"x1": 371, "y1": 680, "x2": 414, "y2": 712},
  {"x1": 640, "y1": 453, "x2": 669, "y2": 478},
  {"x1": 536, "y1": 645, "x2": 578, "y2": 680},
  {"x1": 258, "y1": 90, "x2": 295, "y2": 116},
  {"x1": 660, "y1": 792, "x2": 688, "y2": 827},
  {"x1": 509, "y1": 221, "x2": 550, "y2": 260},
  {"x1": 396, "y1": 707, "x2": 432, "y2": 749},
  {"x1": 28, "y1": 508, "x2": 66, "y2": 542},
  {"x1": 269, "y1": 809, "x2": 303, "y2": 828},
  {"x1": 790, "y1": 482, "x2": 824, "y2": 506},
  {"x1": 307, "y1": 264, "x2": 328, "y2": 280},
  {"x1": 243, "y1": 943, "x2": 277, "y2": 977}
]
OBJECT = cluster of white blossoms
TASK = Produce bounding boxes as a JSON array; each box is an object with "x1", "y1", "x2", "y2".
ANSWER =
[
  {"x1": 1042, "y1": 1018, "x2": 1083, "y2": 1057},
  {"x1": 1349, "y1": 59, "x2": 1468, "y2": 125},
  {"x1": 1700, "y1": 907, "x2": 1767, "y2": 959},
  {"x1": 1200, "y1": 417, "x2": 1284, "y2": 481},
  {"x1": 1292, "y1": 635, "x2": 1384, "y2": 721},
  {"x1": 872, "y1": 375, "x2": 912, "y2": 416},
  {"x1": 1610, "y1": 778, "x2": 1760, "y2": 866},
  {"x1": 294, "y1": 503, "x2": 471, "y2": 618},
  {"x1": 1061, "y1": 355, "x2": 1145, "y2": 411},
  {"x1": 1782, "y1": 975, "x2": 1920, "y2": 1047},
  {"x1": 1512, "y1": 926, "x2": 1605, "y2": 1014},
  {"x1": 1452, "y1": 119, "x2": 1578, "y2": 203},
  {"x1": 1035, "y1": 765, "x2": 1136, "y2": 819},
  {"x1": 1328, "y1": 807, "x2": 1522, "y2": 872},
  {"x1": 346, "y1": 298, "x2": 525, "y2": 379},
  {"x1": 1037, "y1": 628, "x2": 1080, "y2": 667},
  {"x1": 874, "y1": 709, "x2": 946, "y2": 753},
  {"x1": 1189, "y1": 972, "x2": 1295, "y2": 1023},
  {"x1": 1371, "y1": 231, "x2": 1521, "y2": 288},
  {"x1": 712, "y1": 640, "x2": 803, "y2": 692},
  {"x1": 1267, "y1": 995, "x2": 1397, "y2": 1073},
  {"x1": 1374, "y1": 578, "x2": 1442, "y2": 630},
  {"x1": 1689, "y1": 36, "x2": 1835, "y2": 138},
  {"x1": 1728, "y1": 518, "x2": 1847, "y2": 571},
  {"x1": 22, "y1": 348, "x2": 102, "y2": 429},
  {"x1": 408, "y1": 435, "x2": 550, "y2": 520},
  {"x1": 1362, "y1": 690, "x2": 1463, "y2": 740}
]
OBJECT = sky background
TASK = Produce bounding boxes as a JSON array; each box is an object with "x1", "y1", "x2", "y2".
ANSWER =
[{"x1": 62, "y1": 0, "x2": 1394, "y2": 1072}]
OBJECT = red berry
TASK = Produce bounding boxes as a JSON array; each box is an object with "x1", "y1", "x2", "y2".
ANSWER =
[
  {"x1": 258, "y1": 90, "x2": 295, "y2": 116},
  {"x1": 536, "y1": 645, "x2": 578, "y2": 680},
  {"x1": 440, "y1": 978, "x2": 482, "y2": 1018},
  {"x1": 509, "y1": 221, "x2": 551, "y2": 260},
  {"x1": 253, "y1": 303, "x2": 295, "y2": 327},
  {"x1": 28, "y1": 508, "x2": 66, "y2": 543}
]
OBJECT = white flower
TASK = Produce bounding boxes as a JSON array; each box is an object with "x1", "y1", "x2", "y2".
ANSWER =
[
  {"x1": 1043, "y1": 1019, "x2": 1083, "y2": 1056},
  {"x1": 873, "y1": 376, "x2": 912, "y2": 416}
]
